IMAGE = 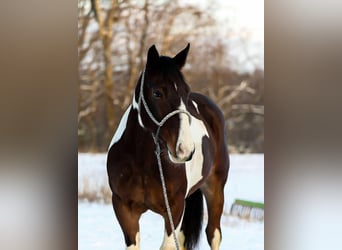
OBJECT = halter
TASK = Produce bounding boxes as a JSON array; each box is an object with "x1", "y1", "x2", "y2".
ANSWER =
[
  {"x1": 137, "y1": 69, "x2": 192, "y2": 250},
  {"x1": 137, "y1": 69, "x2": 191, "y2": 138}
]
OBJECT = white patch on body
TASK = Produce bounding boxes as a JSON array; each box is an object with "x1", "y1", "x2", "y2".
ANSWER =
[
  {"x1": 184, "y1": 111, "x2": 209, "y2": 196},
  {"x1": 126, "y1": 232, "x2": 140, "y2": 250},
  {"x1": 210, "y1": 228, "x2": 221, "y2": 250},
  {"x1": 192, "y1": 100, "x2": 200, "y2": 114},
  {"x1": 108, "y1": 105, "x2": 131, "y2": 151}
]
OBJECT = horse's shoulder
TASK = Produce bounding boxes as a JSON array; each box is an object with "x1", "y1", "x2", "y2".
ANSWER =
[{"x1": 108, "y1": 105, "x2": 133, "y2": 151}]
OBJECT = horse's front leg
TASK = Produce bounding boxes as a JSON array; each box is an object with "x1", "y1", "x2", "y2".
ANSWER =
[
  {"x1": 160, "y1": 198, "x2": 186, "y2": 250},
  {"x1": 112, "y1": 193, "x2": 145, "y2": 250}
]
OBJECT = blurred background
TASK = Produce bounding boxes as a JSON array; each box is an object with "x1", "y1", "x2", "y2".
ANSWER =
[
  {"x1": 78, "y1": 0, "x2": 264, "y2": 153},
  {"x1": 2, "y1": 0, "x2": 342, "y2": 249},
  {"x1": 78, "y1": 1, "x2": 264, "y2": 249}
]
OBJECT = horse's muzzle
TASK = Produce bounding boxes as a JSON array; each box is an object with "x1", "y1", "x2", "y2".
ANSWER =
[{"x1": 168, "y1": 146, "x2": 195, "y2": 164}]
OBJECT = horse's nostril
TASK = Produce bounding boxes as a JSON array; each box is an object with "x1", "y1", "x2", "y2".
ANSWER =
[
  {"x1": 177, "y1": 143, "x2": 185, "y2": 155},
  {"x1": 176, "y1": 143, "x2": 195, "y2": 161}
]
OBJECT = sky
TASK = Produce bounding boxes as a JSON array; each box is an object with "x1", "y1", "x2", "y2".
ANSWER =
[
  {"x1": 185, "y1": 0, "x2": 264, "y2": 72},
  {"x1": 186, "y1": 0, "x2": 264, "y2": 42},
  {"x1": 218, "y1": 0, "x2": 263, "y2": 41},
  {"x1": 85, "y1": 0, "x2": 264, "y2": 72},
  {"x1": 216, "y1": 0, "x2": 264, "y2": 72}
]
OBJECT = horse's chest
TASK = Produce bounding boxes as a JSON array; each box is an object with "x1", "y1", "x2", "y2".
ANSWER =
[
  {"x1": 110, "y1": 157, "x2": 187, "y2": 209},
  {"x1": 142, "y1": 173, "x2": 187, "y2": 213}
]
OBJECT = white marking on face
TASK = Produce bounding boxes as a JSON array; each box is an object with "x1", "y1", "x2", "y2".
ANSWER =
[
  {"x1": 168, "y1": 151, "x2": 189, "y2": 164},
  {"x1": 184, "y1": 113, "x2": 209, "y2": 196},
  {"x1": 192, "y1": 100, "x2": 200, "y2": 114},
  {"x1": 126, "y1": 232, "x2": 140, "y2": 250},
  {"x1": 210, "y1": 229, "x2": 221, "y2": 250},
  {"x1": 108, "y1": 105, "x2": 131, "y2": 151},
  {"x1": 175, "y1": 100, "x2": 195, "y2": 161}
]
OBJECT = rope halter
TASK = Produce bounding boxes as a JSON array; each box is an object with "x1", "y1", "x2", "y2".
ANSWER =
[
  {"x1": 136, "y1": 69, "x2": 192, "y2": 250},
  {"x1": 137, "y1": 69, "x2": 192, "y2": 143}
]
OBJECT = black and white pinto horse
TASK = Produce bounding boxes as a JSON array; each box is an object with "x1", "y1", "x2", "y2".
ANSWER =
[{"x1": 107, "y1": 44, "x2": 229, "y2": 250}]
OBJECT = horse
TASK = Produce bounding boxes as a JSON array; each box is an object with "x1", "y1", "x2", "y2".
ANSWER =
[{"x1": 107, "y1": 44, "x2": 229, "y2": 250}]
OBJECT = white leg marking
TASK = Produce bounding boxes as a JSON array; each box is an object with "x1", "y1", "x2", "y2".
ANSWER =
[
  {"x1": 108, "y1": 105, "x2": 131, "y2": 150},
  {"x1": 211, "y1": 229, "x2": 221, "y2": 250},
  {"x1": 178, "y1": 230, "x2": 185, "y2": 249},
  {"x1": 127, "y1": 232, "x2": 140, "y2": 250},
  {"x1": 160, "y1": 231, "x2": 178, "y2": 250},
  {"x1": 160, "y1": 229, "x2": 185, "y2": 250},
  {"x1": 160, "y1": 216, "x2": 185, "y2": 250}
]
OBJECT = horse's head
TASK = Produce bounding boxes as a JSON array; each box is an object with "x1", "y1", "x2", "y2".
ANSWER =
[{"x1": 134, "y1": 44, "x2": 195, "y2": 163}]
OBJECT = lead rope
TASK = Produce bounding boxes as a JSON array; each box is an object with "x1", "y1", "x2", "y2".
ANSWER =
[
  {"x1": 138, "y1": 69, "x2": 192, "y2": 250},
  {"x1": 154, "y1": 128, "x2": 180, "y2": 250}
]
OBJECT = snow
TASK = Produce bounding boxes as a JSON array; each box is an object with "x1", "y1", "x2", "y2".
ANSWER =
[{"x1": 78, "y1": 153, "x2": 264, "y2": 249}]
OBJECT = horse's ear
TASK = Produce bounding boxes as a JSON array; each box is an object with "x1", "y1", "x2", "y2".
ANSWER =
[
  {"x1": 146, "y1": 44, "x2": 159, "y2": 69},
  {"x1": 173, "y1": 43, "x2": 190, "y2": 69}
]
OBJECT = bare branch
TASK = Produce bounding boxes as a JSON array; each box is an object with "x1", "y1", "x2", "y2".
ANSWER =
[
  {"x1": 218, "y1": 81, "x2": 249, "y2": 107},
  {"x1": 79, "y1": 33, "x2": 99, "y2": 63},
  {"x1": 231, "y1": 104, "x2": 264, "y2": 116},
  {"x1": 78, "y1": 106, "x2": 96, "y2": 123}
]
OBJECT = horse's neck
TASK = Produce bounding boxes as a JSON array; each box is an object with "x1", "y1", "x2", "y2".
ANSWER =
[{"x1": 128, "y1": 107, "x2": 155, "y2": 148}]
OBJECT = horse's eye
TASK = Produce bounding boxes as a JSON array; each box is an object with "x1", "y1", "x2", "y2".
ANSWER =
[{"x1": 153, "y1": 90, "x2": 163, "y2": 99}]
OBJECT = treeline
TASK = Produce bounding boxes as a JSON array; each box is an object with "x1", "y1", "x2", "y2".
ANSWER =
[{"x1": 78, "y1": 0, "x2": 264, "y2": 153}]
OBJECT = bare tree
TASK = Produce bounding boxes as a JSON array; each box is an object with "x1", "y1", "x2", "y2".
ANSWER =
[{"x1": 78, "y1": 0, "x2": 264, "y2": 152}]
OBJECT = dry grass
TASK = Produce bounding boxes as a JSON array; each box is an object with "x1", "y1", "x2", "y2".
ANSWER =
[
  {"x1": 78, "y1": 176, "x2": 112, "y2": 204},
  {"x1": 230, "y1": 204, "x2": 264, "y2": 221}
]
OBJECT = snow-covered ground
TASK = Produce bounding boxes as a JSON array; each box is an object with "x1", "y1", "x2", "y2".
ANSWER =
[{"x1": 78, "y1": 153, "x2": 264, "y2": 249}]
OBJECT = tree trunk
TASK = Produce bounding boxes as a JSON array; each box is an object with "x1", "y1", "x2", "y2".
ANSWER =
[{"x1": 94, "y1": 0, "x2": 116, "y2": 144}]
